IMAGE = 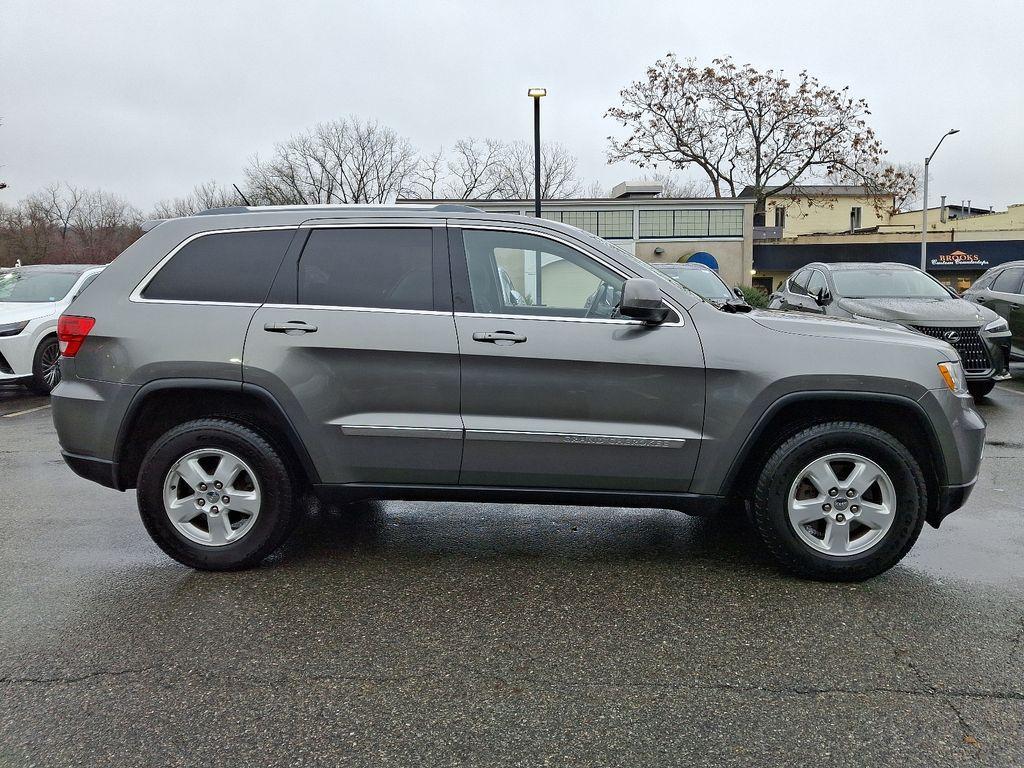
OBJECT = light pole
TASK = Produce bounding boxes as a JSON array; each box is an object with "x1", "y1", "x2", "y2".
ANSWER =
[
  {"x1": 920, "y1": 128, "x2": 959, "y2": 271},
  {"x1": 528, "y1": 87, "x2": 547, "y2": 217}
]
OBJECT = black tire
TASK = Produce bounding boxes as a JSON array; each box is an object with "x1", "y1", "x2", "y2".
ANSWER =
[
  {"x1": 30, "y1": 335, "x2": 61, "y2": 394},
  {"x1": 967, "y1": 380, "x2": 995, "y2": 400},
  {"x1": 136, "y1": 419, "x2": 297, "y2": 570},
  {"x1": 751, "y1": 421, "x2": 927, "y2": 582}
]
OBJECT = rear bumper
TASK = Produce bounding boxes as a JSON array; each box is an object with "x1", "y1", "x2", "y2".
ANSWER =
[
  {"x1": 61, "y1": 450, "x2": 120, "y2": 490},
  {"x1": 928, "y1": 477, "x2": 977, "y2": 528}
]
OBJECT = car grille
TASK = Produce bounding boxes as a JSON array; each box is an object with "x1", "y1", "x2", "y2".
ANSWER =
[
  {"x1": 0, "y1": 350, "x2": 12, "y2": 375},
  {"x1": 912, "y1": 325, "x2": 991, "y2": 372}
]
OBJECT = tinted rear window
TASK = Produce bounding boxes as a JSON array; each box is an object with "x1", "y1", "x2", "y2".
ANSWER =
[
  {"x1": 142, "y1": 229, "x2": 295, "y2": 303},
  {"x1": 298, "y1": 228, "x2": 434, "y2": 310}
]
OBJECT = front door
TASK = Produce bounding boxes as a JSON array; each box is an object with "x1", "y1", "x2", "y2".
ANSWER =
[
  {"x1": 243, "y1": 223, "x2": 463, "y2": 485},
  {"x1": 449, "y1": 226, "x2": 705, "y2": 493}
]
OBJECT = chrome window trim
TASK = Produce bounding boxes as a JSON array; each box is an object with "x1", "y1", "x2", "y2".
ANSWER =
[
  {"x1": 455, "y1": 223, "x2": 686, "y2": 327},
  {"x1": 263, "y1": 303, "x2": 450, "y2": 316},
  {"x1": 129, "y1": 225, "x2": 299, "y2": 306}
]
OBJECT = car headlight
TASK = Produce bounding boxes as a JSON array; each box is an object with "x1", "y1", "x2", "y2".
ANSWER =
[
  {"x1": 937, "y1": 361, "x2": 968, "y2": 394},
  {"x1": 983, "y1": 317, "x2": 1009, "y2": 333},
  {"x1": 0, "y1": 320, "x2": 30, "y2": 337}
]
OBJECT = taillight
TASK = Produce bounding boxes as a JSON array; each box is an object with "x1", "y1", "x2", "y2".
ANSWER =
[{"x1": 57, "y1": 315, "x2": 96, "y2": 357}]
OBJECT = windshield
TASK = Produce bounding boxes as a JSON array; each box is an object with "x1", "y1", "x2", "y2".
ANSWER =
[
  {"x1": 832, "y1": 269, "x2": 950, "y2": 299},
  {"x1": 658, "y1": 268, "x2": 733, "y2": 301},
  {"x1": 0, "y1": 270, "x2": 80, "y2": 303}
]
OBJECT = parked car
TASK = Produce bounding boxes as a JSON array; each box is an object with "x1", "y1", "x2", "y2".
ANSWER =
[
  {"x1": 962, "y1": 261, "x2": 1024, "y2": 363},
  {"x1": 0, "y1": 264, "x2": 105, "y2": 393},
  {"x1": 651, "y1": 262, "x2": 751, "y2": 311},
  {"x1": 52, "y1": 207, "x2": 985, "y2": 581},
  {"x1": 767, "y1": 262, "x2": 1011, "y2": 399}
]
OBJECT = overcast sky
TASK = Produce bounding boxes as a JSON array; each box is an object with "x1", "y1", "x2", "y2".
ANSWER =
[{"x1": 3, "y1": 0, "x2": 1023, "y2": 211}]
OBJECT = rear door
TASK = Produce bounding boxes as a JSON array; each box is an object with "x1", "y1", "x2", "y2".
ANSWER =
[
  {"x1": 243, "y1": 221, "x2": 463, "y2": 485},
  {"x1": 450, "y1": 225, "x2": 705, "y2": 493},
  {"x1": 989, "y1": 267, "x2": 1024, "y2": 355}
]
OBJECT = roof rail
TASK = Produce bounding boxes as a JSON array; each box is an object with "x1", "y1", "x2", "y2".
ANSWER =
[
  {"x1": 194, "y1": 206, "x2": 250, "y2": 216},
  {"x1": 193, "y1": 203, "x2": 486, "y2": 216}
]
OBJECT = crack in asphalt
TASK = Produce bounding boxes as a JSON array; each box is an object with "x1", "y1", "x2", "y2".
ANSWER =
[
  {"x1": 3, "y1": 665, "x2": 1022, "y2": 706},
  {"x1": 867, "y1": 618, "x2": 983, "y2": 757}
]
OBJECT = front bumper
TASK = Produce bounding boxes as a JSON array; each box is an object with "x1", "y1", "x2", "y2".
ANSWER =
[
  {"x1": 965, "y1": 332, "x2": 1011, "y2": 381},
  {"x1": 917, "y1": 387, "x2": 986, "y2": 527},
  {"x1": 929, "y1": 477, "x2": 977, "y2": 528}
]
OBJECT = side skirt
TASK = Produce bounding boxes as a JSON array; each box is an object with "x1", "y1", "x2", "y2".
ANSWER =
[{"x1": 312, "y1": 482, "x2": 729, "y2": 515}]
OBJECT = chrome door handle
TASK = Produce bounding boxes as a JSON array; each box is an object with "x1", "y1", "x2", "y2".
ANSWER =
[
  {"x1": 264, "y1": 321, "x2": 318, "y2": 334},
  {"x1": 472, "y1": 330, "x2": 527, "y2": 344}
]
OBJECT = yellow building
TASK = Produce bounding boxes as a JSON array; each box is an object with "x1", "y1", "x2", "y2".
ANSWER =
[{"x1": 743, "y1": 185, "x2": 895, "y2": 236}]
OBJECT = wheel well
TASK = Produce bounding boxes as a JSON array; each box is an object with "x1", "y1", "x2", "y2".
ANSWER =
[
  {"x1": 115, "y1": 387, "x2": 315, "y2": 491},
  {"x1": 728, "y1": 397, "x2": 944, "y2": 518}
]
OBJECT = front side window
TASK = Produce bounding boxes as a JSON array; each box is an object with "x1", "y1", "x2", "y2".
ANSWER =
[
  {"x1": 991, "y1": 267, "x2": 1024, "y2": 294},
  {"x1": 788, "y1": 269, "x2": 811, "y2": 296},
  {"x1": 462, "y1": 229, "x2": 625, "y2": 319},
  {"x1": 298, "y1": 228, "x2": 434, "y2": 310},
  {"x1": 142, "y1": 229, "x2": 295, "y2": 303},
  {"x1": 805, "y1": 270, "x2": 827, "y2": 297}
]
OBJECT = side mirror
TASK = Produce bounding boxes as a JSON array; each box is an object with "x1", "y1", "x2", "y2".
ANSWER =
[
  {"x1": 619, "y1": 278, "x2": 670, "y2": 324},
  {"x1": 815, "y1": 286, "x2": 833, "y2": 306},
  {"x1": 733, "y1": 287, "x2": 745, "y2": 300}
]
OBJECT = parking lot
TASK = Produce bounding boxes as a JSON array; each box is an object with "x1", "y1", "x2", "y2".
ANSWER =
[{"x1": 0, "y1": 377, "x2": 1022, "y2": 767}]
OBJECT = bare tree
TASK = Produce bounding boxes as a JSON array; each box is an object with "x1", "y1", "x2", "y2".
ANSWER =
[
  {"x1": 493, "y1": 140, "x2": 583, "y2": 199},
  {"x1": 405, "y1": 147, "x2": 447, "y2": 200},
  {"x1": 607, "y1": 55, "x2": 902, "y2": 223},
  {"x1": 244, "y1": 117, "x2": 418, "y2": 205},
  {"x1": 442, "y1": 137, "x2": 506, "y2": 198},
  {"x1": 26, "y1": 183, "x2": 85, "y2": 240},
  {"x1": 70, "y1": 190, "x2": 142, "y2": 261},
  {"x1": 401, "y1": 138, "x2": 584, "y2": 200},
  {"x1": 152, "y1": 180, "x2": 241, "y2": 218}
]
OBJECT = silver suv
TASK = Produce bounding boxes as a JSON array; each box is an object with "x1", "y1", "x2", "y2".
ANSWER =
[{"x1": 51, "y1": 206, "x2": 986, "y2": 580}]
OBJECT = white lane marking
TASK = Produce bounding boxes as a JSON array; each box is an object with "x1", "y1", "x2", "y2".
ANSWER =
[{"x1": 1, "y1": 404, "x2": 51, "y2": 418}]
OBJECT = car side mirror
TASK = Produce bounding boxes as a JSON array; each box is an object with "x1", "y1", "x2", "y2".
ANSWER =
[
  {"x1": 619, "y1": 278, "x2": 670, "y2": 324},
  {"x1": 815, "y1": 287, "x2": 833, "y2": 306},
  {"x1": 733, "y1": 287, "x2": 744, "y2": 300}
]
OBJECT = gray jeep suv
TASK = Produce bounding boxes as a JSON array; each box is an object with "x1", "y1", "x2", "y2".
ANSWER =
[
  {"x1": 767, "y1": 262, "x2": 1012, "y2": 398},
  {"x1": 51, "y1": 206, "x2": 986, "y2": 581}
]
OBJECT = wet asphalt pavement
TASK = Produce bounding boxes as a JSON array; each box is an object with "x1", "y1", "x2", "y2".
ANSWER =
[{"x1": 0, "y1": 377, "x2": 1022, "y2": 767}]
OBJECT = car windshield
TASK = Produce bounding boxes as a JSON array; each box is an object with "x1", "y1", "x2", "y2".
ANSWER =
[
  {"x1": 0, "y1": 270, "x2": 80, "y2": 302},
  {"x1": 658, "y1": 268, "x2": 733, "y2": 301},
  {"x1": 832, "y1": 269, "x2": 950, "y2": 299}
]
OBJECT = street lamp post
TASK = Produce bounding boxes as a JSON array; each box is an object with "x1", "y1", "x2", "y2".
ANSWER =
[
  {"x1": 528, "y1": 87, "x2": 547, "y2": 217},
  {"x1": 920, "y1": 128, "x2": 960, "y2": 271}
]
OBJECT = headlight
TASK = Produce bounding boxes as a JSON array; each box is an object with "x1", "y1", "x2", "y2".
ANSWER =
[
  {"x1": 983, "y1": 317, "x2": 1009, "y2": 333},
  {"x1": 0, "y1": 320, "x2": 30, "y2": 337},
  {"x1": 937, "y1": 361, "x2": 968, "y2": 394}
]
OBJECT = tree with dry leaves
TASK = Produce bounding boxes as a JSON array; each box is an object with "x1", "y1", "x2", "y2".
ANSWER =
[{"x1": 607, "y1": 55, "x2": 910, "y2": 223}]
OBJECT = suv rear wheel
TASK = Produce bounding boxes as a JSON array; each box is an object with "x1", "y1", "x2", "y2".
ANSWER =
[
  {"x1": 752, "y1": 422, "x2": 927, "y2": 581},
  {"x1": 136, "y1": 419, "x2": 298, "y2": 570}
]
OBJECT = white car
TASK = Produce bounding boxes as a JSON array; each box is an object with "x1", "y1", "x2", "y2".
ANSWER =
[{"x1": 0, "y1": 264, "x2": 105, "y2": 393}]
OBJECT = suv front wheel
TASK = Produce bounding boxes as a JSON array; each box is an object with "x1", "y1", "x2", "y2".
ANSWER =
[
  {"x1": 752, "y1": 422, "x2": 927, "y2": 581},
  {"x1": 136, "y1": 419, "x2": 298, "y2": 570}
]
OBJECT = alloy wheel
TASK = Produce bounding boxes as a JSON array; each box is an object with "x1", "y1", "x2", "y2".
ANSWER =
[
  {"x1": 787, "y1": 452, "x2": 896, "y2": 556},
  {"x1": 162, "y1": 449, "x2": 262, "y2": 547}
]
